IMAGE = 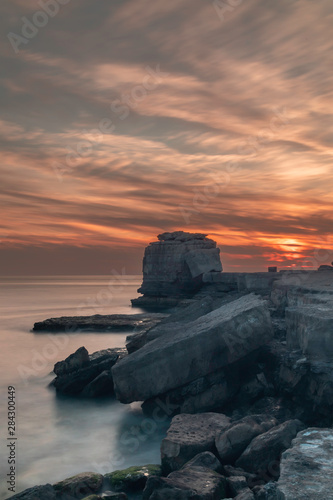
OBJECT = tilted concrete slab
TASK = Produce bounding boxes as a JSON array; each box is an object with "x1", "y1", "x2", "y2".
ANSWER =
[{"x1": 112, "y1": 294, "x2": 273, "y2": 403}]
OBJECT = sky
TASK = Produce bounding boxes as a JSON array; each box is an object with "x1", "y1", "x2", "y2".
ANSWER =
[{"x1": 0, "y1": 0, "x2": 333, "y2": 275}]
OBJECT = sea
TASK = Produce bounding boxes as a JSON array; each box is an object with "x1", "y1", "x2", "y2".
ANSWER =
[{"x1": 0, "y1": 276, "x2": 170, "y2": 499}]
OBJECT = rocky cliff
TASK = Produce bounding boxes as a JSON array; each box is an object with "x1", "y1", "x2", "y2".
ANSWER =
[{"x1": 131, "y1": 231, "x2": 222, "y2": 307}]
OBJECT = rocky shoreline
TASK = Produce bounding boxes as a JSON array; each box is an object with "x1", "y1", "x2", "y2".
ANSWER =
[{"x1": 11, "y1": 232, "x2": 333, "y2": 499}]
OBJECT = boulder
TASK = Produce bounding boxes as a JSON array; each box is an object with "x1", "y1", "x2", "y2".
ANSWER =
[
  {"x1": 112, "y1": 294, "x2": 273, "y2": 403},
  {"x1": 235, "y1": 420, "x2": 304, "y2": 474},
  {"x1": 215, "y1": 415, "x2": 278, "y2": 464},
  {"x1": 53, "y1": 472, "x2": 103, "y2": 498},
  {"x1": 142, "y1": 466, "x2": 226, "y2": 500},
  {"x1": 226, "y1": 476, "x2": 248, "y2": 496},
  {"x1": 80, "y1": 370, "x2": 114, "y2": 398},
  {"x1": 223, "y1": 465, "x2": 257, "y2": 484},
  {"x1": 161, "y1": 413, "x2": 230, "y2": 474},
  {"x1": 278, "y1": 428, "x2": 333, "y2": 499},
  {"x1": 52, "y1": 348, "x2": 126, "y2": 396},
  {"x1": 54, "y1": 346, "x2": 89, "y2": 376},
  {"x1": 104, "y1": 465, "x2": 161, "y2": 492},
  {"x1": 132, "y1": 231, "x2": 222, "y2": 305},
  {"x1": 7, "y1": 484, "x2": 56, "y2": 499}
]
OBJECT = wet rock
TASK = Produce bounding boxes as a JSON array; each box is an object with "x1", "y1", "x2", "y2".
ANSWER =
[
  {"x1": 52, "y1": 348, "x2": 126, "y2": 396},
  {"x1": 54, "y1": 346, "x2": 89, "y2": 376},
  {"x1": 161, "y1": 413, "x2": 230, "y2": 475},
  {"x1": 104, "y1": 464, "x2": 161, "y2": 492},
  {"x1": 113, "y1": 294, "x2": 273, "y2": 404},
  {"x1": 216, "y1": 415, "x2": 278, "y2": 464},
  {"x1": 7, "y1": 484, "x2": 56, "y2": 499},
  {"x1": 80, "y1": 370, "x2": 114, "y2": 398},
  {"x1": 235, "y1": 419, "x2": 305, "y2": 474},
  {"x1": 278, "y1": 428, "x2": 333, "y2": 499},
  {"x1": 53, "y1": 472, "x2": 103, "y2": 498}
]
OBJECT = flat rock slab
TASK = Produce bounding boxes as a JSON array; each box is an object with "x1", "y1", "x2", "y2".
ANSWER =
[
  {"x1": 112, "y1": 294, "x2": 273, "y2": 403},
  {"x1": 278, "y1": 428, "x2": 333, "y2": 499},
  {"x1": 161, "y1": 413, "x2": 230, "y2": 474},
  {"x1": 33, "y1": 313, "x2": 167, "y2": 332}
]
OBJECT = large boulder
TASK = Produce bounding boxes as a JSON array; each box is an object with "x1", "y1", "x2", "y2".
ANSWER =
[
  {"x1": 54, "y1": 346, "x2": 89, "y2": 375},
  {"x1": 161, "y1": 413, "x2": 230, "y2": 474},
  {"x1": 215, "y1": 415, "x2": 278, "y2": 464},
  {"x1": 112, "y1": 294, "x2": 273, "y2": 403},
  {"x1": 132, "y1": 231, "x2": 222, "y2": 305},
  {"x1": 235, "y1": 420, "x2": 304, "y2": 474},
  {"x1": 278, "y1": 428, "x2": 333, "y2": 499}
]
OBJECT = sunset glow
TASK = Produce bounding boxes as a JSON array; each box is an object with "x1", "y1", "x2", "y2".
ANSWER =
[{"x1": 1, "y1": 0, "x2": 333, "y2": 274}]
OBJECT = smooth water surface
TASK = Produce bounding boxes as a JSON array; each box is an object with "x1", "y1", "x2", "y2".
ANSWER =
[{"x1": 0, "y1": 276, "x2": 169, "y2": 499}]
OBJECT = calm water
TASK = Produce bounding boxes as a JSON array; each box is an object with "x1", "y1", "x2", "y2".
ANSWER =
[{"x1": 0, "y1": 276, "x2": 169, "y2": 499}]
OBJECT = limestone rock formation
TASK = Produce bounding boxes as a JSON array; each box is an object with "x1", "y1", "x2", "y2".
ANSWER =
[
  {"x1": 278, "y1": 428, "x2": 333, "y2": 499},
  {"x1": 131, "y1": 231, "x2": 222, "y2": 306},
  {"x1": 112, "y1": 294, "x2": 273, "y2": 404},
  {"x1": 286, "y1": 304, "x2": 333, "y2": 359}
]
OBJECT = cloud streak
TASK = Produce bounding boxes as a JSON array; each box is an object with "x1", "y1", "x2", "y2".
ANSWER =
[{"x1": 1, "y1": 0, "x2": 333, "y2": 274}]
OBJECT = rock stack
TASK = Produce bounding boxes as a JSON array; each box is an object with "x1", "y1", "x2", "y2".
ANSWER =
[{"x1": 132, "y1": 231, "x2": 222, "y2": 307}]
